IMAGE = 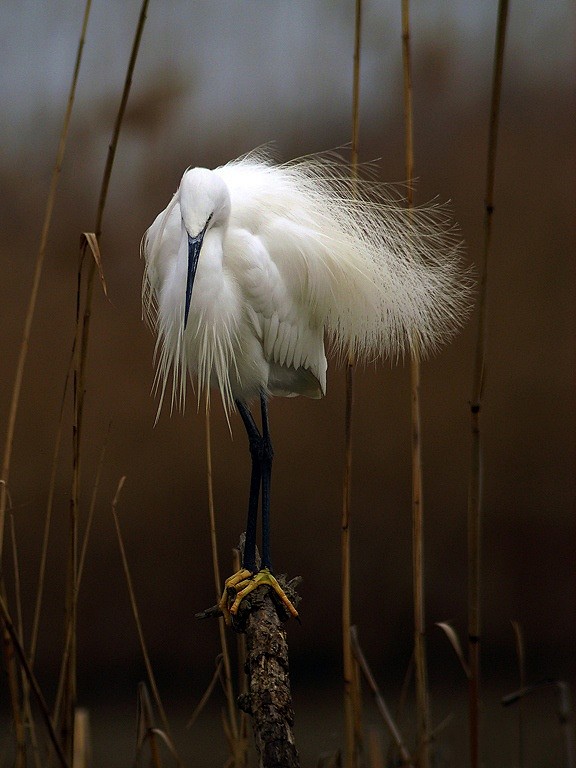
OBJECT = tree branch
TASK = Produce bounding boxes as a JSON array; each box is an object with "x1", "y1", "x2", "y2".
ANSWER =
[{"x1": 233, "y1": 578, "x2": 301, "y2": 768}]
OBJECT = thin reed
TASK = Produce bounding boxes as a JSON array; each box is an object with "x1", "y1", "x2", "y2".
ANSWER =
[
  {"x1": 468, "y1": 2, "x2": 509, "y2": 766},
  {"x1": 0, "y1": 592, "x2": 68, "y2": 768},
  {"x1": 204, "y1": 413, "x2": 248, "y2": 767},
  {"x1": 401, "y1": 2, "x2": 430, "y2": 765},
  {"x1": 341, "y1": 2, "x2": 363, "y2": 767},
  {"x1": 511, "y1": 620, "x2": 526, "y2": 768},
  {"x1": 111, "y1": 476, "x2": 181, "y2": 765},
  {"x1": 63, "y1": 2, "x2": 150, "y2": 758},
  {"x1": 351, "y1": 626, "x2": 415, "y2": 768}
]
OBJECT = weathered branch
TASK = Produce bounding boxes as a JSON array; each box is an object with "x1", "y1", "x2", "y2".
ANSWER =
[
  {"x1": 228, "y1": 573, "x2": 301, "y2": 768},
  {"x1": 198, "y1": 536, "x2": 301, "y2": 767}
]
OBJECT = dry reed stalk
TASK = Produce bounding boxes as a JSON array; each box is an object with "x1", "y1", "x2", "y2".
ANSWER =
[
  {"x1": 341, "y1": 358, "x2": 356, "y2": 767},
  {"x1": 53, "y1": 432, "x2": 108, "y2": 742},
  {"x1": 400, "y1": 2, "x2": 430, "y2": 765},
  {"x1": 9, "y1": 509, "x2": 24, "y2": 668},
  {"x1": 0, "y1": 592, "x2": 69, "y2": 768},
  {"x1": 110, "y1": 476, "x2": 183, "y2": 766},
  {"x1": 204, "y1": 414, "x2": 247, "y2": 767},
  {"x1": 186, "y1": 656, "x2": 223, "y2": 729},
  {"x1": 502, "y1": 681, "x2": 575, "y2": 768},
  {"x1": 61, "y1": 3, "x2": 149, "y2": 756},
  {"x1": 367, "y1": 728, "x2": 385, "y2": 768},
  {"x1": 72, "y1": 709, "x2": 91, "y2": 768},
  {"x1": 386, "y1": 652, "x2": 413, "y2": 766},
  {"x1": 29, "y1": 356, "x2": 73, "y2": 668},
  {"x1": 350, "y1": 627, "x2": 415, "y2": 768},
  {"x1": 511, "y1": 621, "x2": 526, "y2": 768},
  {"x1": 78, "y1": 428, "x2": 109, "y2": 587},
  {"x1": 136, "y1": 682, "x2": 182, "y2": 767},
  {"x1": 342, "y1": 3, "x2": 363, "y2": 767},
  {"x1": 136, "y1": 684, "x2": 163, "y2": 768},
  {"x1": 9, "y1": 508, "x2": 40, "y2": 767},
  {"x1": 62, "y1": 242, "x2": 91, "y2": 756},
  {"x1": 556, "y1": 682, "x2": 575, "y2": 768},
  {"x1": 3, "y1": 576, "x2": 26, "y2": 767},
  {"x1": 435, "y1": 621, "x2": 470, "y2": 679},
  {"x1": 28, "y1": 352, "x2": 75, "y2": 756},
  {"x1": 468, "y1": 2, "x2": 509, "y2": 766}
]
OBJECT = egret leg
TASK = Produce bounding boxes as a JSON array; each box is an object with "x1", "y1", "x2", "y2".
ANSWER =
[
  {"x1": 235, "y1": 394, "x2": 274, "y2": 571},
  {"x1": 235, "y1": 399, "x2": 263, "y2": 573},
  {"x1": 208, "y1": 396, "x2": 297, "y2": 623},
  {"x1": 259, "y1": 393, "x2": 274, "y2": 570}
]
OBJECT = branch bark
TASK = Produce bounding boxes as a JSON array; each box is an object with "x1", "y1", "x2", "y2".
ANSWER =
[{"x1": 233, "y1": 581, "x2": 300, "y2": 768}]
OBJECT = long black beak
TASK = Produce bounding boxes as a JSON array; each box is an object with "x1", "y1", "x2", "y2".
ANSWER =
[{"x1": 184, "y1": 229, "x2": 205, "y2": 329}]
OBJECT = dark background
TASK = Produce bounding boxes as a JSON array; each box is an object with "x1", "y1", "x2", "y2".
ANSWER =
[{"x1": 0, "y1": 2, "x2": 574, "y2": 765}]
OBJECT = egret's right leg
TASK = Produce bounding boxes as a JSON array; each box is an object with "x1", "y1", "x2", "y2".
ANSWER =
[{"x1": 235, "y1": 399, "x2": 262, "y2": 572}]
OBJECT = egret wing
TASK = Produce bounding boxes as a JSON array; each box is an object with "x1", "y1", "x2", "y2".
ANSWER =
[
  {"x1": 225, "y1": 226, "x2": 327, "y2": 397},
  {"x1": 217, "y1": 151, "x2": 470, "y2": 363}
]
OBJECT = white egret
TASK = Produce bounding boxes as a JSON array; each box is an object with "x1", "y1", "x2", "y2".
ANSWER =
[{"x1": 142, "y1": 148, "x2": 470, "y2": 620}]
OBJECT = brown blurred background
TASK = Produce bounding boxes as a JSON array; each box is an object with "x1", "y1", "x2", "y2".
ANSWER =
[{"x1": 0, "y1": 2, "x2": 574, "y2": 765}]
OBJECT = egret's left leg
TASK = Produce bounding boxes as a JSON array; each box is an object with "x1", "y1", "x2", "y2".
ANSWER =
[{"x1": 259, "y1": 393, "x2": 273, "y2": 570}]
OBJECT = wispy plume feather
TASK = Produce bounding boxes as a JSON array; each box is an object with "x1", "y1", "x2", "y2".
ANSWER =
[{"x1": 142, "y1": 149, "x2": 472, "y2": 418}]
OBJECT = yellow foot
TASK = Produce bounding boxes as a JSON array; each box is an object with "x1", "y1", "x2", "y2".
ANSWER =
[{"x1": 218, "y1": 567, "x2": 299, "y2": 624}]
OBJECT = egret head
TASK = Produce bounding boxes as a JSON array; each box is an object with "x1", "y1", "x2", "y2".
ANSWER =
[{"x1": 178, "y1": 168, "x2": 231, "y2": 328}]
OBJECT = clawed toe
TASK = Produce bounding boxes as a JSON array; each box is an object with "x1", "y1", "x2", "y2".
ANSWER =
[{"x1": 197, "y1": 567, "x2": 299, "y2": 625}]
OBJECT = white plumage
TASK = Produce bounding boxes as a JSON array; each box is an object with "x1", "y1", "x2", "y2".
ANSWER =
[{"x1": 142, "y1": 148, "x2": 469, "y2": 419}]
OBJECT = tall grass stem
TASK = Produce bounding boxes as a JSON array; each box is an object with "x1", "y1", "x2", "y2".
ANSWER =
[
  {"x1": 350, "y1": 627, "x2": 415, "y2": 768},
  {"x1": 29, "y1": 352, "x2": 74, "y2": 668},
  {"x1": 342, "y1": 3, "x2": 363, "y2": 766},
  {"x1": 53, "y1": 434, "x2": 107, "y2": 733},
  {"x1": 401, "y1": 2, "x2": 430, "y2": 764},
  {"x1": 468, "y1": 2, "x2": 509, "y2": 766},
  {"x1": 111, "y1": 477, "x2": 182, "y2": 767},
  {"x1": 511, "y1": 621, "x2": 526, "y2": 768},
  {"x1": 64, "y1": 2, "x2": 149, "y2": 756},
  {"x1": 0, "y1": 593, "x2": 69, "y2": 768},
  {"x1": 204, "y1": 413, "x2": 245, "y2": 765}
]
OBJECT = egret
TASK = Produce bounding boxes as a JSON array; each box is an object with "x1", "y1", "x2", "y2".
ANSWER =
[{"x1": 142, "y1": 148, "x2": 470, "y2": 620}]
